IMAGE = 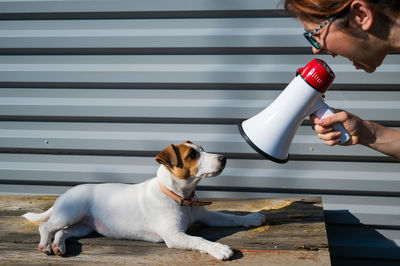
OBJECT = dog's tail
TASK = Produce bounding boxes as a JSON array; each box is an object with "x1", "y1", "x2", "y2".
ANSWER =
[{"x1": 22, "y1": 207, "x2": 53, "y2": 222}]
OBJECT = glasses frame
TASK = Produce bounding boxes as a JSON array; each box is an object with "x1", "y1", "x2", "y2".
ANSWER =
[{"x1": 303, "y1": 15, "x2": 337, "y2": 50}]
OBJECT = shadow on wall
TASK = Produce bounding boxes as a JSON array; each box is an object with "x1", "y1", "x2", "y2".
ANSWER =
[{"x1": 325, "y1": 209, "x2": 400, "y2": 265}]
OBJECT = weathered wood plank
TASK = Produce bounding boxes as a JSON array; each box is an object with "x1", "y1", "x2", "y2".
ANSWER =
[{"x1": 0, "y1": 195, "x2": 330, "y2": 265}]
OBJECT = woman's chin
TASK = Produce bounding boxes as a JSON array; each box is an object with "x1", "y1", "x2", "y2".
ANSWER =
[{"x1": 352, "y1": 61, "x2": 376, "y2": 73}]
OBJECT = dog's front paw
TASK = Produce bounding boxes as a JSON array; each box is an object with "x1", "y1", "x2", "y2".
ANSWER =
[
  {"x1": 38, "y1": 243, "x2": 53, "y2": 255},
  {"x1": 208, "y1": 242, "x2": 234, "y2": 261},
  {"x1": 52, "y1": 242, "x2": 66, "y2": 256},
  {"x1": 240, "y1": 213, "x2": 266, "y2": 227}
]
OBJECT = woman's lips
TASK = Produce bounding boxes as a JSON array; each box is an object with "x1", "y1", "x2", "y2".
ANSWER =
[{"x1": 352, "y1": 61, "x2": 363, "y2": 69}]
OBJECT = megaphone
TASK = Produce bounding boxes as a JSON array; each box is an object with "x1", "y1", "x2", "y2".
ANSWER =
[{"x1": 238, "y1": 58, "x2": 350, "y2": 163}]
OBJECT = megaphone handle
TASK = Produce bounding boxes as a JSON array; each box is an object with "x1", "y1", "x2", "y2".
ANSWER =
[{"x1": 314, "y1": 104, "x2": 351, "y2": 144}]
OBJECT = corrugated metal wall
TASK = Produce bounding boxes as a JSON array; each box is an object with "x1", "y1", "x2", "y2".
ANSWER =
[{"x1": 0, "y1": 0, "x2": 399, "y2": 264}]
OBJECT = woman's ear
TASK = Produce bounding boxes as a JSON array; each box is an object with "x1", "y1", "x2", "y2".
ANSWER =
[{"x1": 349, "y1": 0, "x2": 374, "y2": 31}]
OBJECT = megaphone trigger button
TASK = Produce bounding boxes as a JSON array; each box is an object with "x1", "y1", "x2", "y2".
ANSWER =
[{"x1": 296, "y1": 68, "x2": 303, "y2": 76}]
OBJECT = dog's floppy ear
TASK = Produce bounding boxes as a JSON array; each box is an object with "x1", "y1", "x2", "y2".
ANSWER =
[
  {"x1": 185, "y1": 140, "x2": 204, "y2": 151},
  {"x1": 155, "y1": 144, "x2": 181, "y2": 168}
]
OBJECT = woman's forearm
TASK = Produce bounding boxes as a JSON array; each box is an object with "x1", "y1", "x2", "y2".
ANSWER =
[{"x1": 360, "y1": 120, "x2": 400, "y2": 160}]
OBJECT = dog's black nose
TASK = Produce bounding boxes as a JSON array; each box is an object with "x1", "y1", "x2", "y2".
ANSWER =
[{"x1": 219, "y1": 155, "x2": 227, "y2": 167}]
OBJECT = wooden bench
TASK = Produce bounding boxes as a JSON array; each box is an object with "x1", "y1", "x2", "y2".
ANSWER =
[{"x1": 0, "y1": 195, "x2": 330, "y2": 265}]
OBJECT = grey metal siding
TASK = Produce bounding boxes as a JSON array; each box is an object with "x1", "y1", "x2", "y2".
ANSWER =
[{"x1": 0, "y1": 0, "x2": 399, "y2": 264}]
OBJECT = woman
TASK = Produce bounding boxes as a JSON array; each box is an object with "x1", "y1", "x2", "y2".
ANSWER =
[{"x1": 284, "y1": 0, "x2": 400, "y2": 159}]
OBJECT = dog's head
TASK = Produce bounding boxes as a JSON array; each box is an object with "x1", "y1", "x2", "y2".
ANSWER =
[{"x1": 155, "y1": 140, "x2": 226, "y2": 179}]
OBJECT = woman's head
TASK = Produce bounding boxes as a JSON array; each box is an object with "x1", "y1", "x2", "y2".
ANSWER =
[
  {"x1": 284, "y1": 0, "x2": 400, "y2": 72},
  {"x1": 284, "y1": 0, "x2": 400, "y2": 22}
]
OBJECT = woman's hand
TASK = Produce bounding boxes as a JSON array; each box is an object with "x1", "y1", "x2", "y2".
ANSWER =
[
  {"x1": 310, "y1": 109, "x2": 400, "y2": 159},
  {"x1": 310, "y1": 110, "x2": 363, "y2": 146}
]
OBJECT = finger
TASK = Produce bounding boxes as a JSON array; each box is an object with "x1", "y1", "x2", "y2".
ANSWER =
[
  {"x1": 310, "y1": 113, "x2": 318, "y2": 122},
  {"x1": 318, "y1": 111, "x2": 348, "y2": 127},
  {"x1": 310, "y1": 116, "x2": 318, "y2": 131},
  {"x1": 317, "y1": 131, "x2": 342, "y2": 142},
  {"x1": 324, "y1": 139, "x2": 341, "y2": 146},
  {"x1": 309, "y1": 115, "x2": 317, "y2": 130},
  {"x1": 314, "y1": 124, "x2": 334, "y2": 134}
]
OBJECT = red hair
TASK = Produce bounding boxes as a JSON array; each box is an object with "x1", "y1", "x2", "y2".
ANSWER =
[
  {"x1": 284, "y1": 0, "x2": 353, "y2": 21},
  {"x1": 284, "y1": 0, "x2": 400, "y2": 21}
]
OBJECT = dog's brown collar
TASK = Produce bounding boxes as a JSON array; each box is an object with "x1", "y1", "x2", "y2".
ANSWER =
[{"x1": 158, "y1": 181, "x2": 212, "y2": 207}]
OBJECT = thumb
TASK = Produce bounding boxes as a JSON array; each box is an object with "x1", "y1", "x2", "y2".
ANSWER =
[{"x1": 318, "y1": 111, "x2": 347, "y2": 126}]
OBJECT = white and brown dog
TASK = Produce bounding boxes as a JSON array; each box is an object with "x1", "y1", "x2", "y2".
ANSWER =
[{"x1": 23, "y1": 141, "x2": 265, "y2": 260}]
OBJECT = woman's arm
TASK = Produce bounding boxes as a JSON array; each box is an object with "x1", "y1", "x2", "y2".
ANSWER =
[
  {"x1": 310, "y1": 110, "x2": 400, "y2": 160},
  {"x1": 360, "y1": 120, "x2": 400, "y2": 159}
]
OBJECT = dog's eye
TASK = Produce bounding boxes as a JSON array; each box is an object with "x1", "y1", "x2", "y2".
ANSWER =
[{"x1": 187, "y1": 150, "x2": 197, "y2": 159}]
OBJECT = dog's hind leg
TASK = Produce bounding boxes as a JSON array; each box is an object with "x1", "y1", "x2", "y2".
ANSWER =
[
  {"x1": 38, "y1": 220, "x2": 61, "y2": 255},
  {"x1": 52, "y1": 222, "x2": 94, "y2": 256},
  {"x1": 38, "y1": 208, "x2": 89, "y2": 255}
]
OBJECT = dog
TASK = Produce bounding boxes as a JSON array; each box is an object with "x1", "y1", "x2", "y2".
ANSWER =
[{"x1": 23, "y1": 141, "x2": 265, "y2": 260}]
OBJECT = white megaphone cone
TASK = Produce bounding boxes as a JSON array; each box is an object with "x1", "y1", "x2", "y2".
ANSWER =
[{"x1": 239, "y1": 58, "x2": 350, "y2": 163}]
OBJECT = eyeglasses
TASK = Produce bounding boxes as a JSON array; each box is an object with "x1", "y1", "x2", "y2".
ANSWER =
[{"x1": 303, "y1": 16, "x2": 336, "y2": 50}]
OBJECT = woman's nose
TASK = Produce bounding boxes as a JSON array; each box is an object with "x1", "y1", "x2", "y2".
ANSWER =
[{"x1": 312, "y1": 46, "x2": 323, "y2": 54}]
